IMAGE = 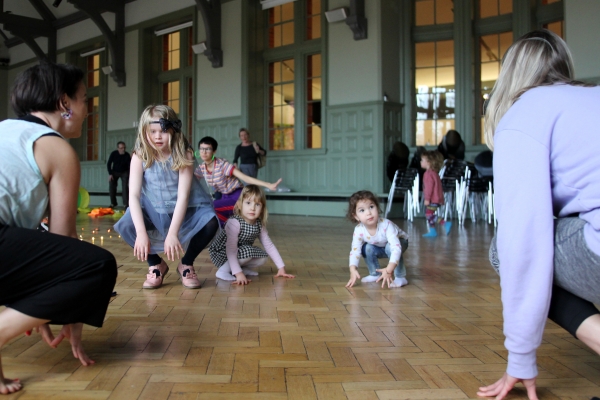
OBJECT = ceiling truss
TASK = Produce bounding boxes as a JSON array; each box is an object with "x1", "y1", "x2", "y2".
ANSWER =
[
  {"x1": 0, "y1": 0, "x2": 224, "y2": 75},
  {"x1": 195, "y1": 0, "x2": 223, "y2": 68}
]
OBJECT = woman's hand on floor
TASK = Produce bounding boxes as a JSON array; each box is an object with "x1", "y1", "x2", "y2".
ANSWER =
[
  {"x1": 51, "y1": 323, "x2": 95, "y2": 366},
  {"x1": 477, "y1": 372, "x2": 538, "y2": 399}
]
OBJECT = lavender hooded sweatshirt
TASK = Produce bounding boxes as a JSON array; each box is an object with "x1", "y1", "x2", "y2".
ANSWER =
[{"x1": 494, "y1": 84, "x2": 600, "y2": 379}]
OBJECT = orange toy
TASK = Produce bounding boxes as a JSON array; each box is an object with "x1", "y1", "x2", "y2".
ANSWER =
[{"x1": 88, "y1": 207, "x2": 115, "y2": 217}]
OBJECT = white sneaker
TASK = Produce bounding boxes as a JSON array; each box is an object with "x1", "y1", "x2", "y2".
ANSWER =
[
  {"x1": 242, "y1": 268, "x2": 259, "y2": 276},
  {"x1": 216, "y1": 265, "x2": 236, "y2": 281},
  {"x1": 389, "y1": 277, "x2": 408, "y2": 288},
  {"x1": 361, "y1": 275, "x2": 380, "y2": 283}
]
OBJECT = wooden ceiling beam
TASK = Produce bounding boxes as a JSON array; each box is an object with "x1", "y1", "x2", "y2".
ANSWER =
[
  {"x1": 196, "y1": 0, "x2": 223, "y2": 68},
  {"x1": 67, "y1": 0, "x2": 126, "y2": 86},
  {"x1": 0, "y1": 13, "x2": 56, "y2": 61}
]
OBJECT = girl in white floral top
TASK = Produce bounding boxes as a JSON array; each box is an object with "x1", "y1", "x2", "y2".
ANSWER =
[{"x1": 346, "y1": 190, "x2": 409, "y2": 289}]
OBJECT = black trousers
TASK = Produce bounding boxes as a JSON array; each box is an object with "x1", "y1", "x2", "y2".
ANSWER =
[
  {"x1": 0, "y1": 224, "x2": 117, "y2": 327},
  {"x1": 109, "y1": 172, "x2": 129, "y2": 207}
]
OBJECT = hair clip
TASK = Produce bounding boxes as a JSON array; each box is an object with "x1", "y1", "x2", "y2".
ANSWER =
[{"x1": 151, "y1": 118, "x2": 182, "y2": 133}]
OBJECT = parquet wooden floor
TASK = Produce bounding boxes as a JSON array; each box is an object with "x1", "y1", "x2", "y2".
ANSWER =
[{"x1": 2, "y1": 214, "x2": 599, "y2": 399}]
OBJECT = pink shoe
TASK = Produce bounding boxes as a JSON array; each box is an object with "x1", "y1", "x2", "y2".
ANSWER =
[
  {"x1": 143, "y1": 260, "x2": 169, "y2": 289},
  {"x1": 177, "y1": 263, "x2": 201, "y2": 289}
]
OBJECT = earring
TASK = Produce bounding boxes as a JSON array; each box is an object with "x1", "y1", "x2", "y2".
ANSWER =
[{"x1": 61, "y1": 108, "x2": 73, "y2": 120}]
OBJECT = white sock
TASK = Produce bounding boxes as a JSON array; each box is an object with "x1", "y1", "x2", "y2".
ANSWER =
[
  {"x1": 389, "y1": 277, "x2": 408, "y2": 288},
  {"x1": 216, "y1": 264, "x2": 235, "y2": 281},
  {"x1": 361, "y1": 275, "x2": 380, "y2": 283},
  {"x1": 242, "y1": 268, "x2": 259, "y2": 276}
]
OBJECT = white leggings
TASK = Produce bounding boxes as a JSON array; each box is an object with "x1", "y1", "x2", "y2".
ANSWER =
[{"x1": 221, "y1": 257, "x2": 267, "y2": 272}]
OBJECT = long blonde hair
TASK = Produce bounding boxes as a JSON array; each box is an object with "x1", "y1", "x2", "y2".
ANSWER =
[
  {"x1": 233, "y1": 185, "x2": 269, "y2": 226},
  {"x1": 484, "y1": 29, "x2": 589, "y2": 150},
  {"x1": 135, "y1": 104, "x2": 193, "y2": 170}
]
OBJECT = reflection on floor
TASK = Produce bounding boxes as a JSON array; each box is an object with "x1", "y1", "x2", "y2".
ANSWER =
[{"x1": 2, "y1": 214, "x2": 599, "y2": 399}]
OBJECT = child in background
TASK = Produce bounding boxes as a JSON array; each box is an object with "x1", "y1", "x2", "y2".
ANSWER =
[
  {"x1": 209, "y1": 185, "x2": 294, "y2": 284},
  {"x1": 345, "y1": 190, "x2": 409, "y2": 289},
  {"x1": 420, "y1": 150, "x2": 450, "y2": 237},
  {"x1": 115, "y1": 105, "x2": 219, "y2": 289}
]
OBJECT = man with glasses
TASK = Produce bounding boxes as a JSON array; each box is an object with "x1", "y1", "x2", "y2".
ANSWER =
[{"x1": 107, "y1": 141, "x2": 130, "y2": 208}]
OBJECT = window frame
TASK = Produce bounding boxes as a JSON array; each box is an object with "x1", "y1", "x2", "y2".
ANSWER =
[
  {"x1": 409, "y1": 0, "x2": 564, "y2": 148},
  {"x1": 69, "y1": 48, "x2": 107, "y2": 162},
  {"x1": 262, "y1": 0, "x2": 326, "y2": 155},
  {"x1": 140, "y1": 14, "x2": 197, "y2": 145},
  {"x1": 155, "y1": 25, "x2": 195, "y2": 144}
]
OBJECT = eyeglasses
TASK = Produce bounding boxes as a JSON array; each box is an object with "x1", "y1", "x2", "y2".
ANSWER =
[{"x1": 199, "y1": 147, "x2": 213, "y2": 153}]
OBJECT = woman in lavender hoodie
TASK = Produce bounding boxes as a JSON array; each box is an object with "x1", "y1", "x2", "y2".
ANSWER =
[{"x1": 479, "y1": 29, "x2": 600, "y2": 399}]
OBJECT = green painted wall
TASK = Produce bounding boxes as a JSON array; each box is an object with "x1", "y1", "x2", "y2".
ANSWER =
[
  {"x1": 328, "y1": 0, "x2": 381, "y2": 105},
  {"x1": 381, "y1": 0, "x2": 401, "y2": 105},
  {"x1": 196, "y1": 0, "x2": 243, "y2": 120},
  {"x1": 565, "y1": 0, "x2": 600, "y2": 81},
  {"x1": 4, "y1": 62, "x2": 37, "y2": 118},
  {"x1": 107, "y1": 30, "x2": 140, "y2": 131}
]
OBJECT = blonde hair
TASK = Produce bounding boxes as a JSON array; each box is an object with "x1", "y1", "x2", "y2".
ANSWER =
[
  {"x1": 134, "y1": 104, "x2": 193, "y2": 170},
  {"x1": 483, "y1": 29, "x2": 590, "y2": 150},
  {"x1": 233, "y1": 185, "x2": 269, "y2": 226},
  {"x1": 422, "y1": 150, "x2": 444, "y2": 172}
]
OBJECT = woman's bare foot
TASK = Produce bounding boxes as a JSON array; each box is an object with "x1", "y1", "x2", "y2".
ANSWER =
[{"x1": 0, "y1": 377, "x2": 22, "y2": 394}]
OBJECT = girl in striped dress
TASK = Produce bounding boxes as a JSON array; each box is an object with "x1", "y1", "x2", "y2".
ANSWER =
[{"x1": 209, "y1": 185, "x2": 294, "y2": 284}]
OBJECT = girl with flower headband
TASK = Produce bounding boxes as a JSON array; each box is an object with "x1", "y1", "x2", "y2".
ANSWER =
[{"x1": 115, "y1": 105, "x2": 218, "y2": 290}]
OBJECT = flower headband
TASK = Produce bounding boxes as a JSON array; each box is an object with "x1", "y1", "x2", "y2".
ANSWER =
[{"x1": 151, "y1": 118, "x2": 182, "y2": 133}]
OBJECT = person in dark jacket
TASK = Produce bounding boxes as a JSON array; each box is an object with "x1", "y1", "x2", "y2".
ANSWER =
[
  {"x1": 233, "y1": 128, "x2": 266, "y2": 179},
  {"x1": 107, "y1": 141, "x2": 130, "y2": 208},
  {"x1": 437, "y1": 130, "x2": 465, "y2": 160},
  {"x1": 386, "y1": 141, "x2": 410, "y2": 183}
]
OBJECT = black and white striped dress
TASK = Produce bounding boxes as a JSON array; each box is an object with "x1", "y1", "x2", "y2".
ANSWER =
[{"x1": 209, "y1": 215, "x2": 269, "y2": 267}]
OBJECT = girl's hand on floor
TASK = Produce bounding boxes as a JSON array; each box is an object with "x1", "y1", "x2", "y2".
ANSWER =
[
  {"x1": 376, "y1": 268, "x2": 393, "y2": 288},
  {"x1": 275, "y1": 267, "x2": 295, "y2": 278},
  {"x1": 477, "y1": 373, "x2": 538, "y2": 400},
  {"x1": 346, "y1": 268, "x2": 361, "y2": 288},
  {"x1": 134, "y1": 234, "x2": 150, "y2": 261},
  {"x1": 233, "y1": 272, "x2": 251, "y2": 285},
  {"x1": 164, "y1": 234, "x2": 183, "y2": 261}
]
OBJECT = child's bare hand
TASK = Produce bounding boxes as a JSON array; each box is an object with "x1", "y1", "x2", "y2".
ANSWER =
[
  {"x1": 376, "y1": 268, "x2": 393, "y2": 288},
  {"x1": 134, "y1": 234, "x2": 150, "y2": 261},
  {"x1": 346, "y1": 268, "x2": 361, "y2": 288},
  {"x1": 275, "y1": 267, "x2": 295, "y2": 279},
  {"x1": 232, "y1": 272, "x2": 251, "y2": 285},
  {"x1": 424, "y1": 200, "x2": 430, "y2": 206},
  {"x1": 164, "y1": 233, "x2": 183, "y2": 261}
]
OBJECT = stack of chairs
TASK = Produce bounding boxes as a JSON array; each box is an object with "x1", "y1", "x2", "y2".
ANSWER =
[
  {"x1": 468, "y1": 170, "x2": 491, "y2": 223},
  {"x1": 385, "y1": 168, "x2": 420, "y2": 221},
  {"x1": 439, "y1": 159, "x2": 473, "y2": 222},
  {"x1": 474, "y1": 150, "x2": 495, "y2": 225}
]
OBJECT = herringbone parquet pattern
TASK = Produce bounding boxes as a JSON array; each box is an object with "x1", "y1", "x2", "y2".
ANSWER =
[{"x1": 2, "y1": 214, "x2": 599, "y2": 399}]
